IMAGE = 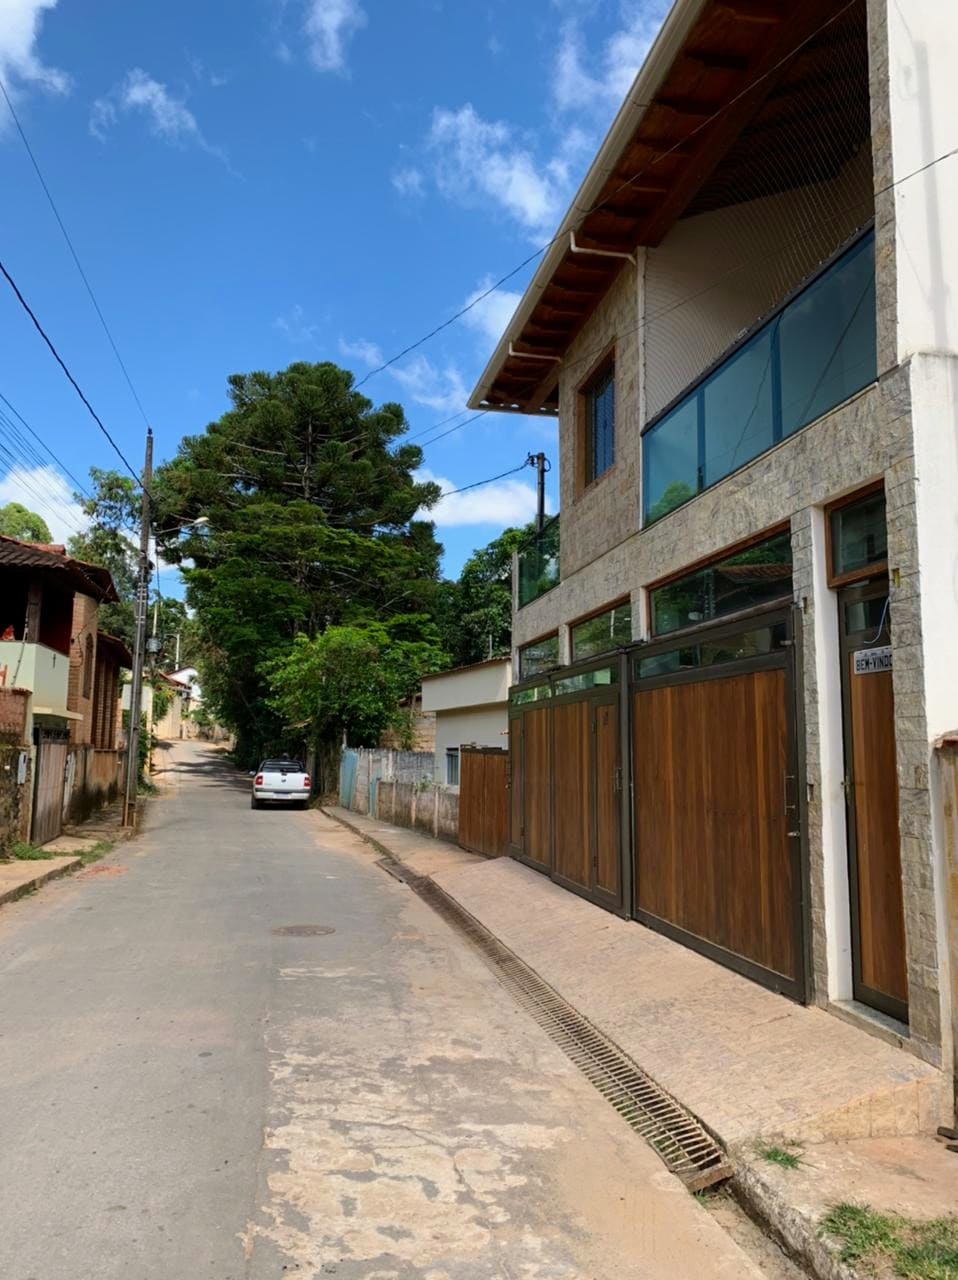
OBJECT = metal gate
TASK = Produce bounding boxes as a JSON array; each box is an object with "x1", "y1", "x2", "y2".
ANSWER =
[
  {"x1": 31, "y1": 730, "x2": 69, "y2": 846},
  {"x1": 508, "y1": 656, "x2": 628, "y2": 915},
  {"x1": 630, "y1": 609, "x2": 805, "y2": 1000},
  {"x1": 458, "y1": 747, "x2": 509, "y2": 858}
]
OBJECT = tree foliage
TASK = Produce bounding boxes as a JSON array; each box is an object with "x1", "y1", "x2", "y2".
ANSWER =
[
  {"x1": 438, "y1": 523, "x2": 532, "y2": 667},
  {"x1": 0, "y1": 502, "x2": 52, "y2": 543},
  {"x1": 152, "y1": 361, "x2": 445, "y2": 764},
  {"x1": 266, "y1": 621, "x2": 446, "y2": 749}
]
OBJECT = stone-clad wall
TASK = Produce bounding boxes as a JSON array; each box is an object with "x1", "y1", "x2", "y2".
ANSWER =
[{"x1": 0, "y1": 743, "x2": 30, "y2": 855}]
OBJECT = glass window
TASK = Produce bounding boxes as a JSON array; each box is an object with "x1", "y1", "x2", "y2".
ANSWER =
[
  {"x1": 644, "y1": 397, "x2": 699, "y2": 523},
  {"x1": 445, "y1": 748, "x2": 460, "y2": 787},
  {"x1": 649, "y1": 531, "x2": 792, "y2": 636},
  {"x1": 635, "y1": 622, "x2": 787, "y2": 679},
  {"x1": 702, "y1": 326, "x2": 776, "y2": 487},
  {"x1": 831, "y1": 490, "x2": 887, "y2": 580},
  {"x1": 518, "y1": 633, "x2": 559, "y2": 679},
  {"x1": 553, "y1": 667, "x2": 616, "y2": 696},
  {"x1": 509, "y1": 683, "x2": 552, "y2": 706},
  {"x1": 642, "y1": 230, "x2": 876, "y2": 524},
  {"x1": 517, "y1": 517, "x2": 560, "y2": 608},
  {"x1": 585, "y1": 363, "x2": 615, "y2": 484},
  {"x1": 571, "y1": 602, "x2": 632, "y2": 661},
  {"x1": 779, "y1": 233, "x2": 877, "y2": 436}
]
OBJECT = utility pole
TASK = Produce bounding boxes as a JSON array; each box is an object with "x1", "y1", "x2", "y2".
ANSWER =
[
  {"x1": 528, "y1": 452, "x2": 548, "y2": 533},
  {"x1": 122, "y1": 428, "x2": 153, "y2": 828}
]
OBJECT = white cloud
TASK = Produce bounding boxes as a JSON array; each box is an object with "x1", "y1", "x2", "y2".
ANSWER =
[
  {"x1": 415, "y1": 467, "x2": 543, "y2": 528},
  {"x1": 391, "y1": 165, "x2": 424, "y2": 199},
  {"x1": 338, "y1": 336, "x2": 382, "y2": 367},
  {"x1": 303, "y1": 0, "x2": 366, "y2": 73},
  {"x1": 390, "y1": 356, "x2": 468, "y2": 414},
  {"x1": 553, "y1": 2, "x2": 668, "y2": 116},
  {"x1": 0, "y1": 0, "x2": 68, "y2": 99},
  {"x1": 462, "y1": 277, "x2": 523, "y2": 347},
  {"x1": 274, "y1": 304, "x2": 319, "y2": 345},
  {"x1": 428, "y1": 104, "x2": 568, "y2": 236},
  {"x1": 0, "y1": 464, "x2": 87, "y2": 546},
  {"x1": 90, "y1": 69, "x2": 232, "y2": 168}
]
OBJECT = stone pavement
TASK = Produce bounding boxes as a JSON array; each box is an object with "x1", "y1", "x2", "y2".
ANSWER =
[{"x1": 326, "y1": 805, "x2": 958, "y2": 1276}]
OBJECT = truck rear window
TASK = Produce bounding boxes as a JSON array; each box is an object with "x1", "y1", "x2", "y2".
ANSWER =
[{"x1": 261, "y1": 760, "x2": 303, "y2": 772}]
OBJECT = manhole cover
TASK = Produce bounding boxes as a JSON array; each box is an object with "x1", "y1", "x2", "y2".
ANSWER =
[{"x1": 271, "y1": 925, "x2": 335, "y2": 937}]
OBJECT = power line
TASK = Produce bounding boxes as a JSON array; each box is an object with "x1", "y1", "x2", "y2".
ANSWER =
[
  {"x1": 0, "y1": 75, "x2": 153, "y2": 434},
  {"x1": 0, "y1": 257, "x2": 142, "y2": 484},
  {"x1": 0, "y1": 390, "x2": 92, "y2": 498},
  {"x1": 436, "y1": 459, "x2": 532, "y2": 499}
]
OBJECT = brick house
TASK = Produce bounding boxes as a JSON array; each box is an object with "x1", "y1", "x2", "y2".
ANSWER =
[
  {"x1": 0, "y1": 535, "x2": 131, "y2": 847},
  {"x1": 470, "y1": 0, "x2": 958, "y2": 1107}
]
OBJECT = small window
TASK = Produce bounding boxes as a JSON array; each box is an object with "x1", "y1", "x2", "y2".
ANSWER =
[
  {"x1": 509, "y1": 683, "x2": 552, "y2": 706},
  {"x1": 445, "y1": 748, "x2": 460, "y2": 787},
  {"x1": 518, "y1": 633, "x2": 560, "y2": 680},
  {"x1": 635, "y1": 622, "x2": 788, "y2": 679},
  {"x1": 583, "y1": 360, "x2": 615, "y2": 485},
  {"x1": 82, "y1": 634, "x2": 94, "y2": 699},
  {"x1": 829, "y1": 489, "x2": 887, "y2": 584},
  {"x1": 553, "y1": 667, "x2": 616, "y2": 696},
  {"x1": 649, "y1": 531, "x2": 792, "y2": 636},
  {"x1": 571, "y1": 601, "x2": 631, "y2": 661}
]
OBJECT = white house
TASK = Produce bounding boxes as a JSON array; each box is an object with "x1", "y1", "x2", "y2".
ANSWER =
[{"x1": 420, "y1": 659, "x2": 511, "y2": 787}]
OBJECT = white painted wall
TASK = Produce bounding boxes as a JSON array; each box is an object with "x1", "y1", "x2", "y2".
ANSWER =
[
  {"x1": 434, "y1": 706, "x2": 508, "y2": 784},
  {"x1": 885, "y1": 1, "x2": 958, "y2": 361},
  {"x1": 422, "y1": 660, "x2": 510, "y2": 714},
  {"x1": 644, "y1": 149, "x2": 874, "y2": 420}
]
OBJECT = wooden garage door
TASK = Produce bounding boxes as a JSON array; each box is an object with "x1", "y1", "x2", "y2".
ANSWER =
[
  {"x1": 520, "y1": 706, "x2": 552, "y2": 871},
  {"x1": 633, "y1": 656, "x2": 803, "y2": 997},
  {"x1": 32, "y1": 732, "x2": 68, "y2": 846}
]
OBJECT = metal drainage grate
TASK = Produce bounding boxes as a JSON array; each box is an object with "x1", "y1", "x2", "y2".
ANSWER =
[
  {"x1": 378, "y1": 853, "x2": 731, "y2": 1191},
  {"x1": 272, "y1": 925, "x2": 336, "y2": 937}
]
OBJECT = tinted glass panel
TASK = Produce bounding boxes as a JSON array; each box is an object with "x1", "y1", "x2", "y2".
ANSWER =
[
  {"x1": 519, "y1": 634, "x2": 559, "y2": 679},
  {"x1": 844, "y1": 595, "x2": 890, "y2": 638},
  {"x1": 642, "y1": 231, "x2": 876, "y2": 524},
  {"x1": 635, "y1": 622, "x2": 787, "y2": 679},
  {"x1": 703, "y1": 326, "x2": 775, "y2": 486},
  {"x1": 517, "y1": 517, "x2": 560, "y2": 608},
  {"x1": 649, "y1": 531, "x2": 792, "y2": 636},
  {"x1": 571, "y1": 602, "x2": 632, "y2": 660},
  {"x1": 831, "y1": 491, "x2": 887, "y2": 578},
  {"x1": 509, "y1": 683, "x2": 552, "y2": 705},
  {"x1": 644, "y1": 398, "x2": 699, "y2": 522},
  {"x1": 587, "y1": 367, "x2": 615, "y2": 482},
  {"x1": 553, "y1": 667, "x2": 616, "y2": 696},
  {"x1": 445, "y1": 749, "x2": 460, "y2": 786},
  {"x1": 780, "y1": 233, "x2": 877, "y2": 435}
]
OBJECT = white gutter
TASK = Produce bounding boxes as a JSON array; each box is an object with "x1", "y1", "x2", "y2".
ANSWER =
[{"x1": 467, "y1": 0, "x2": 709, "y2": 411}]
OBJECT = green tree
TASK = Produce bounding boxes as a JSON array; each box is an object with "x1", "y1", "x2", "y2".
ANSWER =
[
  {"x1": 68, "y1": 469, "x2": 140, "y2": 644},
  {"x1": 0, "y1": 502, "x2": 52, "y2": 543},
  {"x1": 266, "y1": 620, "x2": 446, "y2": 750},
  {"x1": 439, "y1": 523, "x2": 534, "y2": 667},
  {"x1": 152, "y1": 361, "x2": 444, "y2": 765}
]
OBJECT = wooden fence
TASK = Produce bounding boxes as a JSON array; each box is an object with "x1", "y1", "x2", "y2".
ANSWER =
[{"x1": 458, "y1": 747, "x2": 508, "y2": 858}]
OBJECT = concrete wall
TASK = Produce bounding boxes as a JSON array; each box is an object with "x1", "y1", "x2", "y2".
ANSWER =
[
  {"x1": 422, "y1": 660, "x2": 511, "y2": 713},
  {"x1": 338, "y1": 748, "x2": 435, "y2": 816},
  {"x1": 0, "y1": 743, "x2": 31, "y2": 855},
  {"x1": 376, "y1": 780, "x2": 458, "y2": 844},
  {"x1": 63, "y1": 746, "x2": 122, "y2": 825},
  {"x1": 434, "y1": 706, "x2": 508, "y2": 784}
]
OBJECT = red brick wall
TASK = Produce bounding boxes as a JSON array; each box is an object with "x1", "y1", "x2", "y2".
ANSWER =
[
  {"x1": 0, "y1": 688, "x2": 29, "y2": 745},
  {"x1": 68, "y1": 594, "x2": 99, "y2": 745}
]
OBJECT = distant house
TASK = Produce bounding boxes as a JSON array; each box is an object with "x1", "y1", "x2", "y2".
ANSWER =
[
  {"x1": 0, "y1": 535, "x2": 130, "y2": 847},
  {"x1": 421, "y1": 659, "x2": 510, "y2": 787}
]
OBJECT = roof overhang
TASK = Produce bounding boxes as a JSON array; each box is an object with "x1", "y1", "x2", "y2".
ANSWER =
[{"x1": 469, "y1": 0, "x2": 854, "y2": 415}]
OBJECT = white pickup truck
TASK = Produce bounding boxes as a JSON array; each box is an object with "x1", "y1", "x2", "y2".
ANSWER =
[{"x1": 251, "y1": 759, "x2": 311, "y2": 810}]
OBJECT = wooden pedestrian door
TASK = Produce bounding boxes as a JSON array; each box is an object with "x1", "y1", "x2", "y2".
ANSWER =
[
  {"x1": 839, "y1": 580, "x2": 908, "y2": 1022},
  {"x1": 631, "y1": 611, "x2": 805, "y2": 1000},
  {"x1": 31, "y1": 730, "x2": 68, "y2": 846},
  {"x1": 508, "y1": 662, "x2": 626, "y2": 913}
]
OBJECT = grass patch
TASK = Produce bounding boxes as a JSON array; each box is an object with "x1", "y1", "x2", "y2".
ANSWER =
[
  {"x1": 822, "y1": 1203, "x2": 958, "y2": 1279},
  {"x1": 10, "y1": 841, "x2": 57, "y2": 861},
  {"x1": 78, "y1": 840, "x2": 114, "y2": 866},
  {"x1": 756, "y1": 1142, "x2": 803, "y2": 1170}
]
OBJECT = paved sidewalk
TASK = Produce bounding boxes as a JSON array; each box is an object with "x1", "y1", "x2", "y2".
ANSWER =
[
  {"x1": 327, "y1": 805, "x2": 958, "y2": 1277},
  {"x1": 0, "y1": 856, "x2": 81, "y2": 905}
]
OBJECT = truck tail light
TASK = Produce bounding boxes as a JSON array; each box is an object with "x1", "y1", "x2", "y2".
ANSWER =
[
  {"x1": 303, "y1": 775, "x2": 311, "y2": 789},
  {"x1": 254, "y1": 774, "x2": 263, "y2": 785}
]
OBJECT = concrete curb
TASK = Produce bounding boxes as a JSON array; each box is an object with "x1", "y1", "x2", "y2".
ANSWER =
[
  {"x1": 0, "y1": 857, "x2": 83, "y2": 907},
  {"x1": 323, "y1": 804, "x2": 862, "y2": 1280}
]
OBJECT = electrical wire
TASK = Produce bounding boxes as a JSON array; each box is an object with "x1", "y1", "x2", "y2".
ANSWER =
[
  {"x1": 0, "y1": 257, "x2": 142, "y2": 484},
  {"x1": 435, "y1": 459, "x2": 532, "y2": 499},
  {"x1": 0, "y1": 390, "x2": 92, "y2": 498},
  {"x1": 0, "y1": 75, "x2": 153, "y2": 434}
]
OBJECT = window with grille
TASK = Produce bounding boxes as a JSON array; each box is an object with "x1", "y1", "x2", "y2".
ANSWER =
[
  {"x1": 583, "y1": 360, "x2": 615, "y2": 486},
  {"x1": 445, "y1": 748, "x2": 460, "y2": 787}
]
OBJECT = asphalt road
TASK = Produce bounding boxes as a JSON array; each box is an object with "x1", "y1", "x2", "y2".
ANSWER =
[{"x1": 0, "y1": 741, "x2": 767, "y2": 1279}]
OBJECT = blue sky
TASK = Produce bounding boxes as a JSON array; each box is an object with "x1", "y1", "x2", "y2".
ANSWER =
[{"x1": 0, "y1": 0, "x2": 666, "y2": 579}]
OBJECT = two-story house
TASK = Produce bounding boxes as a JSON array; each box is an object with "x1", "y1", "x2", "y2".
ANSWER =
[
  {"x1": 0, "y1": 536, "x2": 130, "y2": 846},
  {"x1": 470, "y1": 0, "x2": 958, "y2": 1095}
]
